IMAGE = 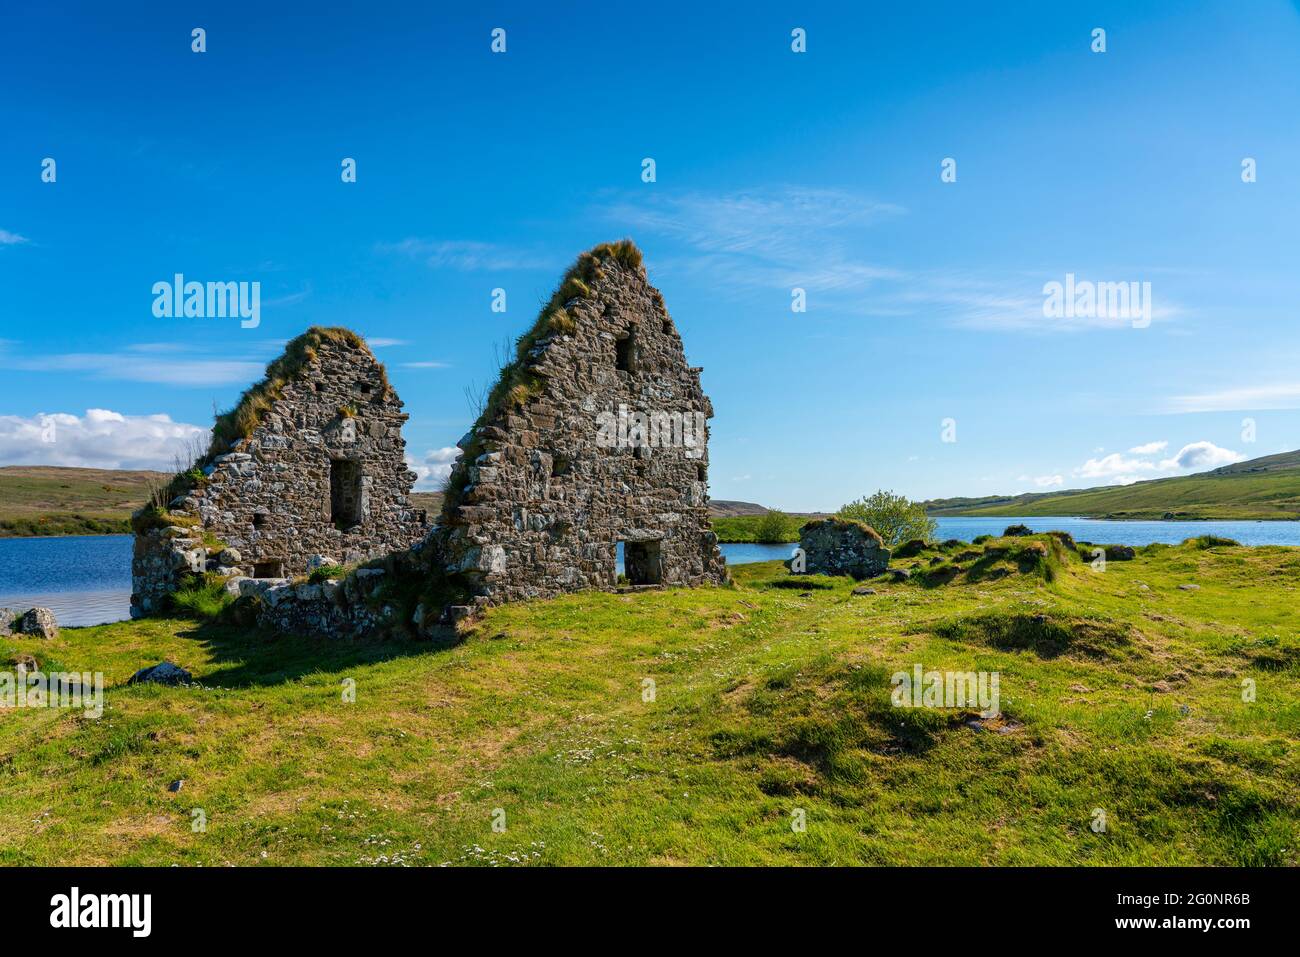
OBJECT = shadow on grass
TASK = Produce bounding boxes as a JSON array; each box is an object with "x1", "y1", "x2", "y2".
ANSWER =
[{"x1": 172, "y1": 617, "x2": 457, "y2": 688}]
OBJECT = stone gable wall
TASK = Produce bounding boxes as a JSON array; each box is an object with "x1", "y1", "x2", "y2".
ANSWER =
[
  {"x1": 435, "y1": 252, "x2": 727, "y2": 605},
  {"x1": 131, "y1": 337, "x2": 426, "y2": 617}
]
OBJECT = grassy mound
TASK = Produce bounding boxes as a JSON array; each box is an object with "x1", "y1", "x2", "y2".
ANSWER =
[
  {"x1": 933, "y1": 610, "x2": 1135, "y2": 660},
  {"x1": 897, "y1": 534, "x2": 1070, "y2": 587}
]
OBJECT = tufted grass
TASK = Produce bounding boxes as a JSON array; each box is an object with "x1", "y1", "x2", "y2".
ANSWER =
[{"x1": 1, "y1": 535, "x2": 1296, "y2": 866}]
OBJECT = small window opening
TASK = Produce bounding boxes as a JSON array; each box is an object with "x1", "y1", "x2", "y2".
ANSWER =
[
  {"x1": 662, "y1": 319, "x2": 672, "y2": 336},
  {"x1": 551, "y1": 454, "x2": 571, "y2": 478},
  {"x1": 615, "y1": 333, "x2": 634, "y2": 372},
  {"x1": 252, "y1": 513, "x2": 268, "y2": 529},
  {"x1": 696, "y1": 463, "x2": 706, "y2": 482},
  {"x1": 359, "y1": 382, "x2": 372, "y2": 394},
  {"x1": 253, "y1": 560, "x2": 285, "y2": 579}
]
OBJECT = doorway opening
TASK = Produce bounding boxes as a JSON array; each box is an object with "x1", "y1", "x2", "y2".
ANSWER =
[{"x1": 624, "y1": 539, "x2": 663, "y2": 585}]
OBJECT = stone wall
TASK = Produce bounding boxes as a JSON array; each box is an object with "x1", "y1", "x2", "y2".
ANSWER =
[
  {"x1": 433, "y1": 242, "x2": 728, "y2": 606},
  {"x1": 131, "y1": 329, "x2": 427, "y2": 618},
  {"x1": 798, "y1": 517, "x2": 891, "y2": 580}
]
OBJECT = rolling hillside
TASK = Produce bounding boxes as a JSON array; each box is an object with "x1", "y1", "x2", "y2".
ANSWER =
[
  {"x1": 925, "y1": 449, "x2": 1300, "y2": 520},
  {"x1": 0, "y1": 466, "x2": 168, "y2": 535}
]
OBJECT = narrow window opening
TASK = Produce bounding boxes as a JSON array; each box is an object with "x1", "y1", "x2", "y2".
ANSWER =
[
  {"x1": 252, "y1": 512, "x2": 268, "y2": 529},
  {"x1": 551, "y1": 454, "x2": 571, "y2": 478},
  {"x1": 662, "y1": 319, "x2": 672, "y2": 336},
  {"x1": 329, "y1": 458, "x2": 363, "y2": 529},
  {"x1": 614, "y1": 332, "x2": 634, "y2": 372},
  {"x1": 359, "y1": 382, "x2": 372, "y2": 394},
  {"x1": 696, "y1": 463, "x2": 706, "y2": 482}
]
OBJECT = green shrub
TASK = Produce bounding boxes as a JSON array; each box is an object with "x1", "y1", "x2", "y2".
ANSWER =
[
  {"x1": 753, "y1": 510, "x2": 793, "y2": 543},
  {"x1": 836, "y1": 490, "x2": 936, "y2": 547},
  {"x1": 308, "y1": 564, "x2": 348, "y2": 583}
]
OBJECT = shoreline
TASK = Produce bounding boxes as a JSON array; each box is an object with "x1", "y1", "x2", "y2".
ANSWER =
[{"x1": 7, "y1": 511, "x2": 1300, "y2": 541}]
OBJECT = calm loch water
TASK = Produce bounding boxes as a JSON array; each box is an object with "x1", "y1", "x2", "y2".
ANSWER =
[{"x1": 6, "y1": 517, "x2": 1300, "y2": 627}]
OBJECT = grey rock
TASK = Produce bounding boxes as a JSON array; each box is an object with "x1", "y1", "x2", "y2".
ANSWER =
[
  {"x1": 128, "y1": 661, "x2": 193, "y2": 686},
  {"x1": 17, "y1": 607, "x2": 59, "y2": 640}
]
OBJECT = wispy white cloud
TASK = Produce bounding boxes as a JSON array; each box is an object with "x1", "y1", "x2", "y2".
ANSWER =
[
  {"x1": 0, "y1": 229, "x2": 29, "y2": 246},
  {"x1": 401, "y1": 361, "x2": 449, "y2": 369},
  {"x1": 602, "y1": 187, "x2": 1178, "y2": 333},
  {"x1": 377, "y1": 239, "x2": 555, "y2": 272},
  {"x1": 602, "y1": 186, "x2": 905, "y2": 293},
  {"x1": 1129, "y1": 440, "x2": 1168, "y2": 454},
  {"x1": 13, "y1": 351, "x2": 263, "y2": 387},
  {"x1": 0, "y1": 409, "x2": 208, "y2": 470},
  {"x1": 365, "y1": 337, "x2": 408, "y2": 348},
  {"x1": 1163, "y1": 383, "x2": 1300, "y2": 413}
]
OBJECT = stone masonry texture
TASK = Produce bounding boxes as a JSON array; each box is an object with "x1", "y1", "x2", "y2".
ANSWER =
[
  {"x1": 432, "y1": 243, "x2": 728, "y2": 606},
  {"x1": 131, "y1": 331, "x2": 427, "y2": 617}
]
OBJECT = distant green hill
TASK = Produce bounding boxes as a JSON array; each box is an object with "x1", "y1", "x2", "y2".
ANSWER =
[
  {"x1": 925, "y1": 449, "x2": 1300, "y2": 520},
  {"x1": 0, "y1": 466, "x2": 169, "y2": 536}
]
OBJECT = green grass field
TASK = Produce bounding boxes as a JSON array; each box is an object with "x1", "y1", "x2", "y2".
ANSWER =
[
  {"x1": 0, "y1": 466, "x2": 166, "y2": 536},
  {"x1": 3, "y1": 533, "x2": 1296, "y2": 865}
]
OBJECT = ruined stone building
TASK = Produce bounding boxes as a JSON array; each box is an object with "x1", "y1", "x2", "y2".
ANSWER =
[
  {"x1": 433, "y1": 240, "x2": 728, "y2": 606},
  {"x1": 131, "y1": 328, "x2": 427, "y2": 616}
]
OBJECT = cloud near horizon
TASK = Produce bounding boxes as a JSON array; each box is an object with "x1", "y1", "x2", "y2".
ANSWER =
[
  {"x1": 0, "y1": 409, "x2": 209, "y2": 471},
  {"x1": 1074, "y1": 440, "x2": 1243, "y2": 484},
  {"x1": 407, "y1": 446, "x2": 461, "y2": 491}
]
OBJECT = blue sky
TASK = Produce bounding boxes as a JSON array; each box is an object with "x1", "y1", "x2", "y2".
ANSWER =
[{"x1": 3, "y1": 1, "x2": 1299, "y2": 509}]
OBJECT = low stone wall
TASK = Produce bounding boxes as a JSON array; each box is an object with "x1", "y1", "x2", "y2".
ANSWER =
[
  {"x1": 131, "y1": 526, "x2": 212, "y2": 618},
  {"x1": 798, "y1": 517, "x2": 891, "y2": 580},
  {"x1": 224, "y1": 544, "x2": 461, "y2": 641}
]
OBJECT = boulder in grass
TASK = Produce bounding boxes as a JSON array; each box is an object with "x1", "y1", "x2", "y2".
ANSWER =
[
  {"x1": 1104, "y1": 544, "x2": 1136, "y2": 561},
  {"x1": 0, "y1": 608, "x2": 19, "y2": 637},
  {"x1": 127, "y1": 661, "x2": 193, "y2": 686},
  {"x1": 17, "y1": 607, "x2": 59, "y2": 640}
]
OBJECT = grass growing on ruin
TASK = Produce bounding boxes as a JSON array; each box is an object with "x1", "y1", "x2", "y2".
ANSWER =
[
  {"x1": 208, "y1": 327, "x2": 383, "y2": 458},
  {"x1": 1, "y1": 535, "x2": 1296, "y2": 866},
  {"x1": 442, "y1": 239, "x2": 643, "y2": 521}
]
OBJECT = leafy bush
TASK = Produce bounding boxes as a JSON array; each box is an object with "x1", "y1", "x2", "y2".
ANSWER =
[
  {"x1": 836, "y1": 490, "x2": 936, "y2": 547},
  {"x1": 753, "y1": 510, "x2": 793, "y2": 543},
  {"x1": 1003, "y1": 524, "x2": 1033, "y2": 536}
]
